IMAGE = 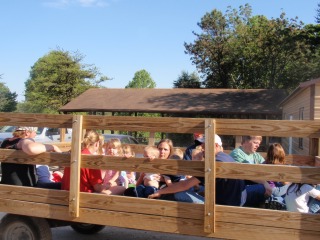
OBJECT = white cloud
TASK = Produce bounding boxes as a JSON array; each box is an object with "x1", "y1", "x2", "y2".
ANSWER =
[
  {"x1": 79, "y1": 0, "x2": 109, "y2": 7},
  {"x1": 43, "y1": 0, "x2": 109, "y2": 8},
  {"x1": 43, "y1": 0, "x2": 71, "y2": 9}
]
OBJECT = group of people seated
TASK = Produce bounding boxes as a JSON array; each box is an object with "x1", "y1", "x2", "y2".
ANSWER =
[{"x1": 1, "y1": 127, "x2": 319, "y2": 214}]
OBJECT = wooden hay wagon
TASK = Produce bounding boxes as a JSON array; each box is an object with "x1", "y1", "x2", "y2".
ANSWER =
[{"x1": 0, "y1": 112, "x2": 319, "y2": 239}]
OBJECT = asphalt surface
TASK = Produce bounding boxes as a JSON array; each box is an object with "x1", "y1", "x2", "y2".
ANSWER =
[{"x1": 0, "y1": 212, "x2": 216, "y2": 240}]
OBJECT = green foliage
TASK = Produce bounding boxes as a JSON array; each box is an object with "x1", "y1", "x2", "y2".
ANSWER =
[
  {"x1": 0, "y1": 82, "x2": 18, "y2": 112},
  {"x1": 173, "y1": 71, "x2": 201, "y2": 88},
  {"x1": 125, "y1": 69, "x2": 156, "y2": 88},
  {"x1": 122, "y1": 70, "x2": 159, "y2": 142},
  {"x1": 184, "y1": 4, "x2": 320, "y2": 91},
  {"x1": 24, "y1": 49, "x2": 110, "y2": 113}
]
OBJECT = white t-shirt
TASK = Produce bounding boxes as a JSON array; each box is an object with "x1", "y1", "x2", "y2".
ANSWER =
[
  {"x1": 144, "y1": 173, "x2": 158, "y2": 181},
  {"x1": 285, "y1": 184, "x2": 320, "y2": 213}
]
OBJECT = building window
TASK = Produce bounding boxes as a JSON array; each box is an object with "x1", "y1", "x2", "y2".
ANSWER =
[{"x1": 299, "y1": 107, "x2": 304, "y2": 149}]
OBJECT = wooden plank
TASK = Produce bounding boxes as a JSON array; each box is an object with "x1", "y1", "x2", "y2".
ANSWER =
[
  {"x1": 0, "y1": 185, "x2": 319, "y2": 233},
  {"x1": 0, "y1": 112, "x2": 73, "y2": 128},
  {"x1": 0, "y1": 198, "x2": 319, "y2": 240},
  {"x1": 0, "y1": 113, "x2": 320, "y2": 138},
  {"x1": 69, "y1": 115, "x2": 83, "y2": 217},
  {"x1": 60, "y1": 128, "x2": 66, "y2": 142},
  {"x1": 83, "y1": 115, "x2": 205, "y2": 133},
  {"x1": 204, "y1": 119, "x2": 216, "y2": 233},
  {"x1": 80, "y1": 115, "x2": 320, "y2": 137},
  {"x1": 0, "y1": 185, "x2": 204, "y2": 220},
  {"x1": 1, "y1": 150, "x2": 320, "y2": 184},
  {"x1": 216, "y1": 162, "x2": 320, "y2": 184},
  {"x1": 217, "y1": 205, "x2": 320, "y2": 232},
  {"x1": 0, "y1": 149, "x2": 70, "y2": 166},
  {"x1": 0, "y1": 190, "x2": 319, "y2": 232},
  {"x1": 215, "y1": 119, "x2": 320, "y2": 138},
  {"x1": 0, "y1": 185, "x2": 68, "y2": 205},
  {"x1": 285, "y1": 154, "x2": 315, "y2": 166},
  {"x1": 148, "y1": 132, "x2": 155, "y2": 146},
  {"x1": 80, "y1": 155, "x2": 205, "y2": 176}
]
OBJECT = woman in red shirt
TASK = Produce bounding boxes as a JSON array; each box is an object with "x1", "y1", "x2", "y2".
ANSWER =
[{"x1": 61, "y1": 130, "x2": 125, "y2": 195}]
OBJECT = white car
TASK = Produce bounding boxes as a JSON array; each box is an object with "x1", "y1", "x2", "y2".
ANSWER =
[{"x1": 0, "y1": 126, "x2": 72, "y2": 145}]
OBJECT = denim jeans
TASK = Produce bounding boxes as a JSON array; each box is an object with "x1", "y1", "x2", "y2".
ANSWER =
[
  {"x1": 136, "y1": 185, "x2": 157, "y2": 198},
  {"x1": 244, "y1": 184, "x2": 266, "y2": 207},
  {"x1": 174, "y1": 190, "x2": 204, "y2": 204}
]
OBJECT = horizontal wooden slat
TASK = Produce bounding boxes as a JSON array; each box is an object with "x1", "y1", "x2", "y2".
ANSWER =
[
  {"x1": 1, "y1": 150, "x2": 320, "y2": 183},
  {"x1": 217, "y1": 205, "x2": 320, "y2": 232},
  {"x1": 215, "y1": 119, "x2": 320, "y2": 137},
  {"x1": 216, "y1": 162, "x2": 320, "y2": 184},
  {"x1": 0, "y1": 185, "x2": 68, "y2": 205},
  {"x1": 0, "y1": 150, "x2": 70, "y2": 167},
  {"x1": 83, "y1": 115, "x2": 205, "y2": 133},
  {"x1": 0, "y1": 150, "x2": 205, "y2": 177},
  {"x1": 83, "y1": 116, "x2": 320, "y2": 137},
  {"x1": 285, "y1": 154, "x2": 315, "y2": 166},
  {"x1": 0, "y1": 113, "x2": 320, "y2": 138},
  {"x1": 0, "y1": 112, "x2": 73, "y2": 128},
  {"x1": 1, "y1": 185, "x2": 320, "y2": 232},
  {"x1": 0, "y1": 185, "x2": 203, "y2": 220},
  {"x1": 0, "y1": 197, "x2": 318, "y2": 239}
]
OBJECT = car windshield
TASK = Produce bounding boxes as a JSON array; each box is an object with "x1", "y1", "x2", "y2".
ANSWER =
[
  {"x1": 0, "y1": 126, "x2": 16, "y2": 133},
  {"x1": 103, "y1": 134, "x2": 138, "y2": 144}
]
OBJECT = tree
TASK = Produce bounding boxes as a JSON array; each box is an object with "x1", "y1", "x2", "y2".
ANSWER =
[
  {"x1": 173, "y1": 71, "x2": 202, "y2": 88},
  {"x1": 184, "y1": 4, "x2": 318, "y2": 91},
  {"x1": 123, "y1": 69, "x2": 158, "y2": 143},
  {"x1": 0, "y1": 82, "x2": 18, "y2": 112},
  {"x1": 23, "y1": 49, "x2": 110, "y2": 113},
  {"x1": 125, "y1": 70, "x2": 156, "y2": 88}
]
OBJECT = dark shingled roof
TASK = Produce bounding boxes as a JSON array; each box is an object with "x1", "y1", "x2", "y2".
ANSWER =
[{"x1": 59, "y1": 88, "x2": 288, "y2": 115}]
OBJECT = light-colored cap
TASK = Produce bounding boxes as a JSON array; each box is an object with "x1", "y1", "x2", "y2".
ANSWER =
[
  {"x1": 215, "y1": 134, "x2": 222, "y2": 146},
  {"x1": 15, "y1": 126, "x2": 38, "y2": 132},
  {"x1": 195, "y1": 133, "x2": 222, "y2": 146}
]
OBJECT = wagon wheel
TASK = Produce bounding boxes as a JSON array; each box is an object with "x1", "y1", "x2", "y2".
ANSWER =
[
  {"x1": 0, "y1": 214, "x2": 52, "y2": 240},
  {"x1": 70, "y1": 223, "x2": 105, "y2": 234}
]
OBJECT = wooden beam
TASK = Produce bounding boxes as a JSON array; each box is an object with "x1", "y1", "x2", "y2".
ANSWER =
[
  {"x1": 0, "y1": 150, "x2": 319, "y2": 184},
  {"x1": 69, "y1": 115, "x2": 83, "y2": 217},
  {"x1": 148, "y1": 132, "x2": 155, "y2": 146},
  {"x1": 0, "y1": 197, "x2": 318, "y2": 239},
  {"x1": 0, "y1": 112, "x2": 73, "y2": 128},
  {"x1": 204, "y1": 119, "x2": 216, "y2": 233},
  {"x1": 215, "y1": 162, "x2": 320, "y2": 184}
]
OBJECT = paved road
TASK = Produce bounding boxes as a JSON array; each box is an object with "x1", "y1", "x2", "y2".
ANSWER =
[{"x1": 0, "y1": 212, "x2": 217, "y2": 240}]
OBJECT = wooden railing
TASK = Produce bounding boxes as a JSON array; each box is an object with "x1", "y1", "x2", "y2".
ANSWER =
[{"x1": 0, "y1": 112, "x2": 319, "y2": 239}]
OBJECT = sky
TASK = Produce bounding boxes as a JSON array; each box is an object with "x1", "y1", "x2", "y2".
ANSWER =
[{"x1": 1, "y1": 0, "x2": 319, "y2": 102}]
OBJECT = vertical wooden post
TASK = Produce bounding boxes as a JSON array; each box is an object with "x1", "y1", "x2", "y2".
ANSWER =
[
  {"x1": 69, "y1": 115, "x2": 83, "y2": 218},
  {"x1": 204, "y1": 119, "x2": 216, "y2": 233},
  {"x1": 235, "y1": 135, "x2": 242, "y2": 148},
  {"x1": 60, "y1": 128, "x2": 66, "y2": 142},
  {"x1": 148, "y1": 132, "x2": 155, "y2": 146}
]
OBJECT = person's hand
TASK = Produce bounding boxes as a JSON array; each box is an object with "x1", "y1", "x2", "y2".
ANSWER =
[
  {"x1": 124, "y1": 153, "x2": 132, "y2": 158},
  {"x1": 148, "y1": 155, "x2": 156, "y2": 161},
  {"x1": 53, "y1": 145, "x2": 62, "y2": 153},
  {"x1": 263, "y1": 182, "x2": 272, "y2": 197},
  {"x1": 148, "y1": 191, "x2": 161, "y2": 199},
  {"x1": 109, "y1": 181, "x2": 117, "y2": 187},
  {"x1": 153, "y1": 174, "x2": 161, "y2": 181}
]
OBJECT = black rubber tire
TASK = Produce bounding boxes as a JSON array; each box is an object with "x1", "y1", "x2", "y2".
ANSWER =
[
  {"x1": 70, "y1": 223, "x2": 105, "y2": 234},
  {"x1": 0, "y1": 214, "x2": 52, "y2": 240}
]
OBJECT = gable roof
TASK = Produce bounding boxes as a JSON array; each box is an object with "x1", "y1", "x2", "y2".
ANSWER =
[
  {"x1": 59, "y1": 88, "x2": 288, "y2": 115},
  {"x1": 280, "y1": 78, "x2": 320, "y2": 106}
]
